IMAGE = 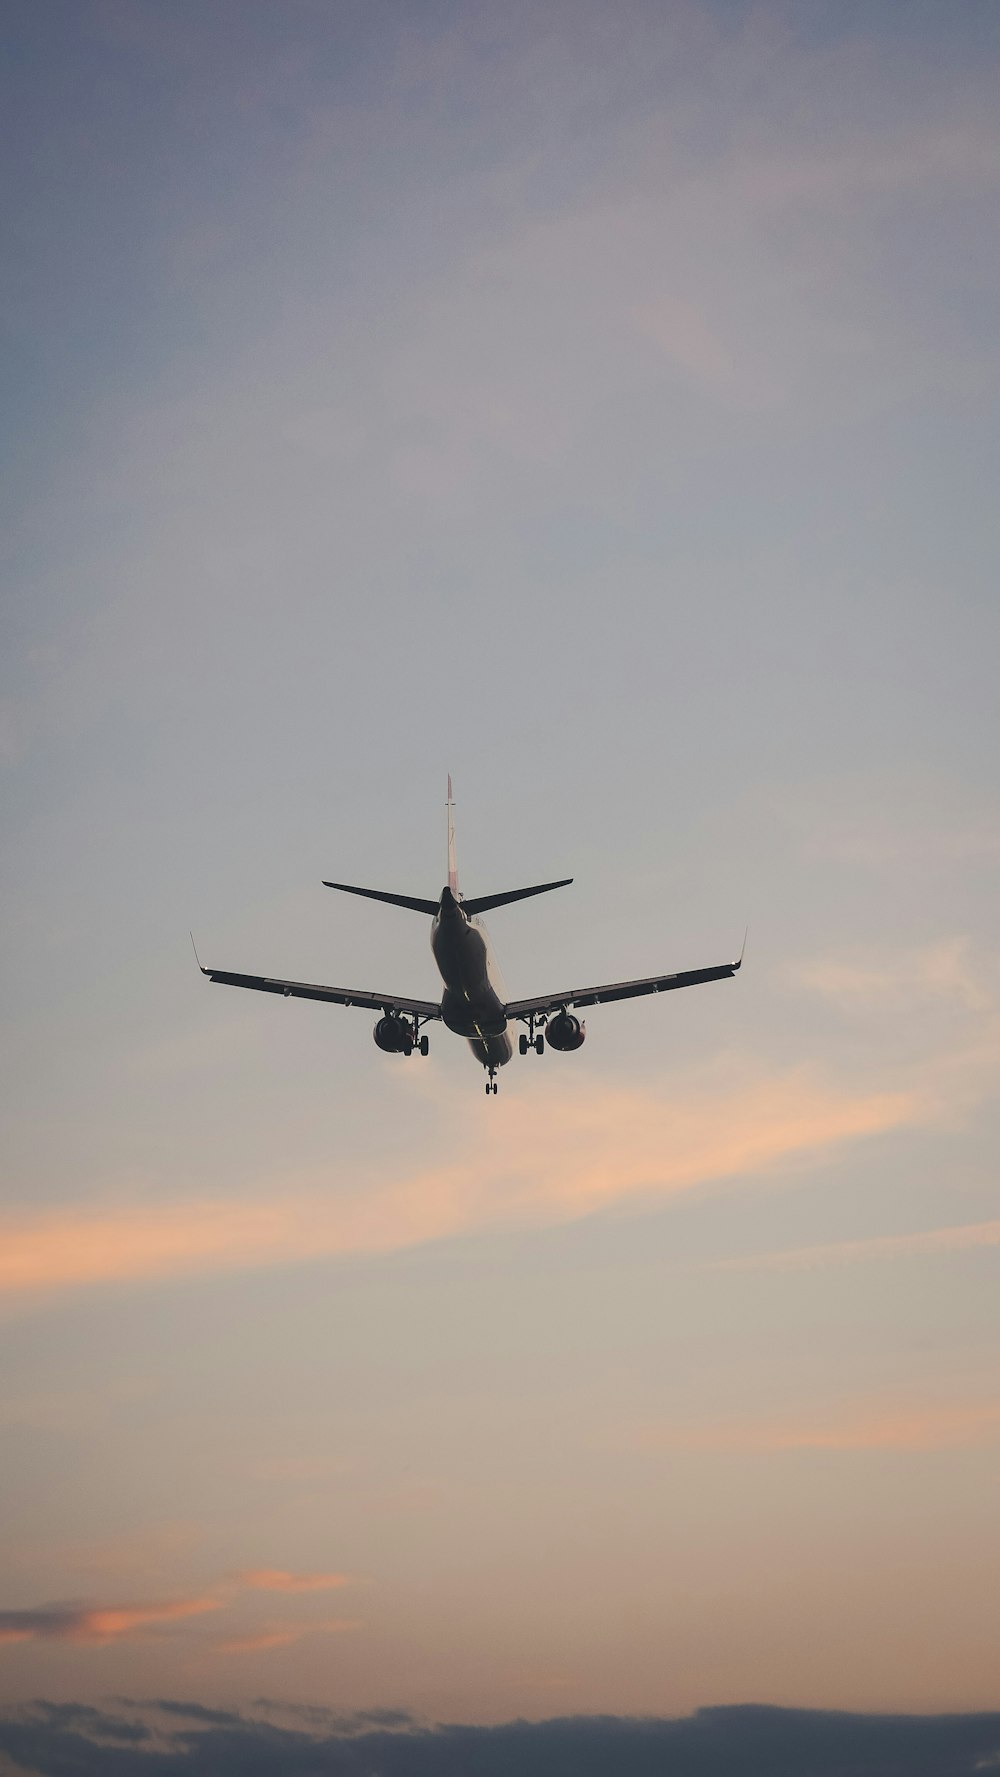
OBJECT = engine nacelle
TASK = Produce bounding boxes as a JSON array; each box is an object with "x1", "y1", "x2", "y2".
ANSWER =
[
  {"x1": 544, "y1": 1010, "x2": 586, "y2": 1052},
  {"x1": 373, "y1": 1015, "x2": 413, "y2": 1054}
]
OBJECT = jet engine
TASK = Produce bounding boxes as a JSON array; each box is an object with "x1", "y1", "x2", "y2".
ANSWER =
[
  {"x1": 373, "y1": 1015, "x2": 413, "y2": 1055},
  {"x1": 544, "y1": 1010, "x2": 586, "y2": 1052}
]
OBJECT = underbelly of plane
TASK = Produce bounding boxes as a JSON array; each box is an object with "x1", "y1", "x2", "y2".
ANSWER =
[
  {"x1": 468, "y1": 1030, "x2": 514, "y2": 1069},
  {"x1": 440, "y1": 987, "x2": 507, "y2": 1038},
  {"x1": 434, "y1": 915, "x2": 512, "y2": 1067}
]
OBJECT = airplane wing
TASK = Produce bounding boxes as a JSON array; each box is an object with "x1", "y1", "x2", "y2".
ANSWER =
[
  {"x1": 199, "y1": 963, "x2": 442, "y2": 1020},
  {"x1": 505, "y1": 955, "x2": 742, "y2": 1019}
]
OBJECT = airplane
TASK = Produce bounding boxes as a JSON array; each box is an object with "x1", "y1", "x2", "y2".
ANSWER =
[{"x1": 196, "y1": 779, "x2": 743, "y2": 1095}]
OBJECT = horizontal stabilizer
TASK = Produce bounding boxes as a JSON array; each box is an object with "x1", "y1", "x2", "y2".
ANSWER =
[
  {"x1": 463, "y1": 878, "x2": 573, "y2": 917},
  {"x1": 323, "y1": 881, "x2": 440, "y2": 915}
]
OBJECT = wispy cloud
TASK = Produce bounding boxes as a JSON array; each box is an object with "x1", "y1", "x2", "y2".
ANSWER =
[
  {"x1": 215, "y1": 1619, "x2": 357, "y2": 1656},
  {"x1": 0, "y1": 1572, "x2": 358, "y2": 1655},
  {"x1": 0, "y1": 1068, "x2": 915, "y2": 1298},
  {"x1": 0, "y1": 1570, "x2": 360, "y2": 1663},
  {"x1": 714, "y1": 1218, "x2": 1000, "y2": 1274},
  {"x1": 795, "y1": 937, "x2": 996, "y2": 1014},
  {"x1": 233, "y1": 1570, "x2": 350, "y2": 1595},
  {"x1": 214, "y1": 1629, "x2": 301, "y2": 1654},
  {"x1": 645, "y1": 1400, "x2": 1000, "y2": 1455},
  {"x1": 0, "y1": 1597, "x2": 220, "y2": 1647}
]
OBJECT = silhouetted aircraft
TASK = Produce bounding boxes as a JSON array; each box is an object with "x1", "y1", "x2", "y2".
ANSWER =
[{"x1": 196, "y1": 780, "x2": 743, "y2": 1094}]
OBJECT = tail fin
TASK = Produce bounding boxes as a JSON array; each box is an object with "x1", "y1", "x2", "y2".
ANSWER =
[{"x1": 447, "y1": 774, "x2": 459, "y2": 894}]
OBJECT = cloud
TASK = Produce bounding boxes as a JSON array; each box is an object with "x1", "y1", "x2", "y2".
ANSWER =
[
  {"x1": 0, "y1": 1572, "x2": 357, "y2": 1655},
  {"x1": 214, "y1": 1630, "x2": 301, "y2": 1654},
  {"x1": 795, "y1": 937, "x2": 996, "y2": 1014},
  {"x1": 0, "y1": 1598, "x2": 220, "y2": 1647},
  {"x1": 645, "y1": 1400, "x2": 1000, "y2": 1455},
  {"x1": 714, "y1": 1217, "x2": 1000, "y2": 1274},
  {"x1": 232, "y1": 1569, "x2": 350, "y2": 1595},
  {"x1": 2, "y1": 1701, "x2": 1000, "y2": 1775},
  {"x1": 0, "y1": 1066, "x2": 916, "y2": 1300},
  {"x1": 216, "y1": 1619, "x2": 357, "y2": 1655}
]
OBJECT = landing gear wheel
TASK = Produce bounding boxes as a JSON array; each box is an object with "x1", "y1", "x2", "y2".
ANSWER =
[
  {"x1": 518, "y1": 1033, "x2": 529, "y2": 1057},
  {"x1": 419, "y1": 1034, "x2": 429, "y2": 1057},
  {"x1": 534, "y1": 1033, "x2": 544, "y2": 1054}
]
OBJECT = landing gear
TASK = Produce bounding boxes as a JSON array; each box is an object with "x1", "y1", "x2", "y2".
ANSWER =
[
  {"x1": 485, "y1": 1067, "x2": 499, "y2": 1095},
  {"x1": 519, "y1": 1017, "x2": 546, "y2": 1056}
]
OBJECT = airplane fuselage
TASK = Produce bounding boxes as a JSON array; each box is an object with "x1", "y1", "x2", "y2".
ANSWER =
[{"x1": 432, "y1": 885, "x2": 514, "y2": 1070}]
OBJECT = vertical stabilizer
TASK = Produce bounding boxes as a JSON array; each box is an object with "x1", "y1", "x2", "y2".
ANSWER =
[{"x1": 447, "y1": 775, "x2": 459, "y2": 893}]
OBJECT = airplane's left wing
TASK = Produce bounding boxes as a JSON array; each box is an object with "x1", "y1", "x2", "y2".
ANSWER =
[
  {"x1": 505, "y1": 955, "x2": 741, "y2": 1019},
  {"x1": 199, "y1": 964, "x2": 441, "y2": 1020}
]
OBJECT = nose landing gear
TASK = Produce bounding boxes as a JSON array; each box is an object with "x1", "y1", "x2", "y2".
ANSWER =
[{"x1": 485, "y1": 1067, "x2": 499, "y2": 1095}]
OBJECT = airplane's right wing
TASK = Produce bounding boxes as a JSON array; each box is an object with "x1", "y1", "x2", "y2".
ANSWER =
[
  {"x1": 505, "y1": 955, "x2": 742, "y2": 1019},
  {"x1": 199, "y1": 962, "x2": 441, "y2": 1020}
]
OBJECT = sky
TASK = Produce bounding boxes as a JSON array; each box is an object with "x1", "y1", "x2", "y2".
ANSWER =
[{"x1": 1, "y1": 0, "x2": 999, "y2": 1767}]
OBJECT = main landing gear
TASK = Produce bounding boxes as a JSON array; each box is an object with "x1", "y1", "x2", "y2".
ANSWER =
[{"x1": 518, "y1": 1015, "x2": 545, "y2": 1057}]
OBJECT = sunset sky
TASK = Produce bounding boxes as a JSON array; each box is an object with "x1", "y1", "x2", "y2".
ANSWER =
[{"x1": 2, "y1": 0, "x2": 999, "y2": 1761}]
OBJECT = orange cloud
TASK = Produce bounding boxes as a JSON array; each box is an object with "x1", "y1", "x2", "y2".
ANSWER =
[
  {"x1": 216, "y1": 1618, "x2": 357, "y2": 1655},
  {"x1": 73, "y1": 1597, "x2": 222, "y2": 1642},
  {"x1": 646, "y1": 1401, "x2": 1000, "y2": 1455},
  {"x1": 0, "y1": 1569, "x2": 363, "y2": 1660},
  {"x1": 0, "y1": 1596, "x2": 222, "y2": 1647},
  {"x1": 235, "y1": 1569, "x2": 350, "y2": 1594},
  {"x1": 0, "y1": 1067, "x2": 916, "y2": 1298}
]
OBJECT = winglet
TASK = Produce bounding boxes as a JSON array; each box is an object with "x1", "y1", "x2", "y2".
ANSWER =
[
  {"x1": 190, "y1": 931, "x2": 208, "y2": 975},
  {"x1": 736, "y1": 926, "x2": 749, "y2": 969}
]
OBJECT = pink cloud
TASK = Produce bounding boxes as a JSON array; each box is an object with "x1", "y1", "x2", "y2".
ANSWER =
[
  {"x1": 0, "y1": 1067, "x2": 917, "y2": 1298},
  {"x1": 234, "y1": 1569, "x2": 351, "y2": 1594},
  {"x1": 0, "y1": 1596, "x2": 222, "y2": 1647}
]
